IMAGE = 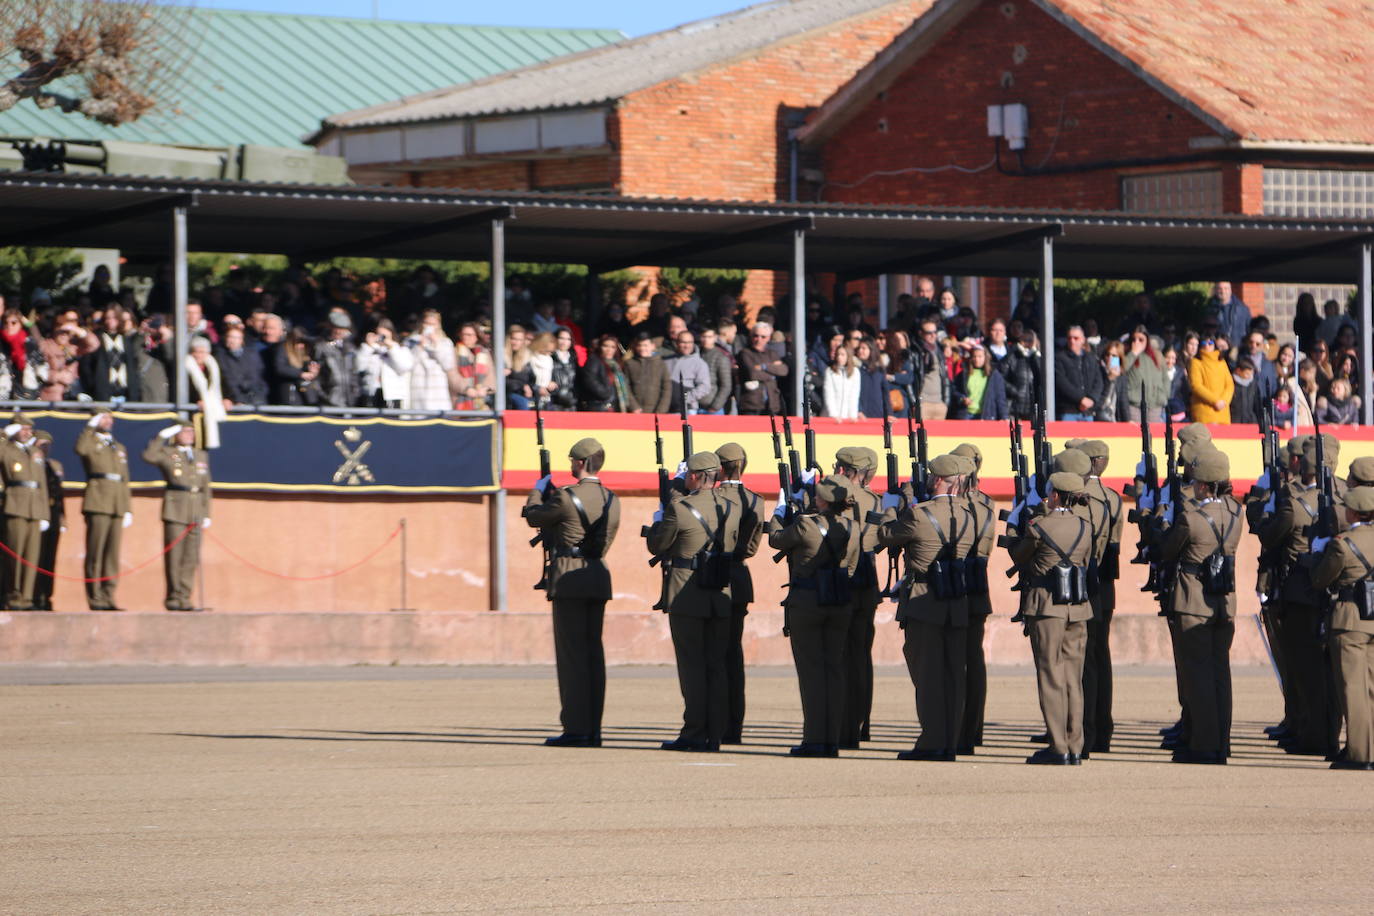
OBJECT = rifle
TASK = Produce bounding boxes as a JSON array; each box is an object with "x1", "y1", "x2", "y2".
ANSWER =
[
  {"x1": 782, "y1": 411, "x2": 802, "y2": 488},
  {"x1": 679, "y1": 401, "x2": 694, "y2": 462},
  {"x1": 802, "y1": 378, "x2": 819, "y2": 473},
  {"x1": 1127, "y1": 382, "x2": 1160, "y2": 566},
  {"x1": 530, "y1": 399, "x2": 553, "y2": 586},
  {"x1": 768, "y1": 403, "x2": 795, "y2": 514},
  {"x1": 997, "y1": 417, "x2": 1034, "y2": 590},
  {"x1": 906, "y1": 402, "x2": 929, "y2": 501},
  {"x1": 1311, "y1": 418, "x2": 1339, "y2": 631},
  {"x1": 1147, "y1": 411, "x2": 1179, "y2": 609},
  {"x1": 882, "y1": 394, "x2": 899, "y2": 497},
  {"x1": 1031, "y1": 402, "x2": 1052, "y2": 500}
]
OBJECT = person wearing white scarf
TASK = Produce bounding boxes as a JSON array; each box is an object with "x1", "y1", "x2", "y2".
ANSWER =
[{"x1": 186, "y1": 337, "x2": 226, "y2": 449}]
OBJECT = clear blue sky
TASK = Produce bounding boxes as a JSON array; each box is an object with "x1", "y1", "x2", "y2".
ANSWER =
[{"x1": 196, "y1": 1, "x2": 750, "y2": 36}]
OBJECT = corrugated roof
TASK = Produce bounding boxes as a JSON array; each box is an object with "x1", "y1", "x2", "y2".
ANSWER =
[
  {"x1": 0, "y1": 9, "x2": 622, "y2": 149},
  {"x1": 323, "y1": 0, "x2": 916, "y2": 130}
]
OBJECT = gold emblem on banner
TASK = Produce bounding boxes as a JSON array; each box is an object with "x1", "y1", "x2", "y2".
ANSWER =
[{"x1": 333, "y1": 427, "x2": 375, "y2": 485}]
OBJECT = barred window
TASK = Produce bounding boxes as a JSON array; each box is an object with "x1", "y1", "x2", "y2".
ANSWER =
[
  {"x1": 1263, "y1": 168, "x2": 1374, "y2": 218},
  {"x1": 1120, "y1": 170, "x2": 1223, "y2": 215}
]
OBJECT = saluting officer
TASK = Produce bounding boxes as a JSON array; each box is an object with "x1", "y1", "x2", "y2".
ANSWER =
[
  {"x1": 523, "y1": 437, "x2": 620, "y2": 748},
  {"x1": 834, "y1": 446, "x2": 882, "y2": 749},
  {"x1": 1159, "y1": 449, "x2": 1243, "y2": 764},
  {"x1": 1075, "y1": 439, "x2": 1124, "y2": 756},
  {"x1": 769, "y1": 473, "x2": 860, "y2": 757},
  {"x1": 714, "y1": 442, "x2": 764, "y2": 744},
  {"x1": 0, "y1": 415, "x2": 49, "y2": 611},
  {"x1": 75, "y1": 409, "x2": 132, "y2": 611},
  {"x1": 952, "y1": 442, "x2": 996, "y2": 755},
  {"x1": 1310, "y1": 485, "x2": 1374, "y2": 771},
  {"x1": 1009, "y1": 471, "x2": 1094, "y2": 765},
  {"x1": 142, "y1": 421, "x2": 212, "y2": 612},
  {"x1": 877, "y1": 453, "x2": 976, "y2": 762},
  {"x1": 647, "y1": 451, "x2": 739, "y2": 752},
  {"x1": 32, "y1": 430, "x2": 63, "y2": 612}
]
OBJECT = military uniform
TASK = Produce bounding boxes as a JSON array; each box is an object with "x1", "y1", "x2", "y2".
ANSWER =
[
  {"x1": 142, "y1": 426, "x2": 212, "y2": 611},
  {"x1": 768, "y1": 474, "x2": 860, "y2": 756},
  {"x1": 836, "y1": 447, "x2": 884, "y2": 749},
  {"x1": 0, "y1": 418, "x2": 49, "y2": 610},
  {"x1": 952, "y1": 443, "x2": 995, "y2": 753},
  {"x1": 714, "y1": 442, "x2": 764, "y2": 744},
  {"x1": 878, "y1": 454, "x2": 976, "y2": 760},
  {"x1": 1310, "y1": 486, "x2": 1374, "y2": 770},
  {"x1": 1009, "y1": 471, "x2": 1094, "y2": 764},
  {"x1": 75, "y1": 417, "x2": 132, "y2": 610},
  {"x1": 33, "y1": 431, "x2": 63, "y2": 611},
  {"x1": 1077, "y1": 441, "x2": 1124, "y2": 754},
  {"x1": 523, "y1": 437, "x2": 620, "y2": 746},
  {"x1": 647, "y1": 451, "x2": 740, "y2": 751}
]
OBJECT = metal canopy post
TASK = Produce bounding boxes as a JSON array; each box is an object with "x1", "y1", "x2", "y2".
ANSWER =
[
  {"x1": 1041, "y1": 234, "x2": 1056, "y2": 419},
  {"x1": 172, "y1": 205, "x2": 189, "y2": 412},
  {"x1": 490, "y1": 217, "x2": 508, "y2": 613},
  {"x1": 791, "y1": 228, "x2": 806, "y2": 415},
  {"x1": 1361, "y1": 242, "x2": 1373, "y2": 426}
]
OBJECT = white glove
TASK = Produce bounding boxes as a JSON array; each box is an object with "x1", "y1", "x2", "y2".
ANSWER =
[
  {"x1": 39, "y1": 519, "x2": 50, "y2": 532},
  {"x1": 1006, "y1": 500, "x2": 1025, "y2": 526},
  {"x1": 881, "y1": 492, "x2": 902, "y2": 512},
  {"x1": 652, "y1": 509, "x2": 663, "y2": 523},
  {"x1": 201, "y1": 518, "x2": 212, "y2": 530},
  {"x1": 744, "y1": 380, "x2": 760, "y2": 391},
  {"x1": 60, "y1": 526, "x2": 67, "y2": 534},
  {"x1": 799, "y1": 468, "x2": 817, "y2": 486},
  {"x1": 1311, "y1": 536, "x2": 1331, "y2": 554},
  {"x1": 1264, "y1": 493, "x2": 1276, "y2": 514},
  {"x1": 1158, "y1": 484, "x2": 1174, "y2": 506},
  {"x1": 1255, "y1": 469, "x2": 1272, "y2": 491},
  {"x1": 674, "y1": 461, "x2": 688, "y2": 480},
  {"x1": 1133, "y1": 458, "x2": 1147, "y2": 479},
  {"x1": 86, "y1": 414, "x2": 104, "y2": 428},
  {"x1": 1026, "y1": 486, "x2": 1043, "y2": 508},
  {"x1": 773, "y1": 500, "x2": 788, "y2": 520},
  {"x1": 535, "y1": 474, "x2": 552, "y2": 495},
  {"x1": 158, "y1": 424, "x2": 182, "y2": 440},
  {"x1": 1138, "y1": 490, "x2": 1156, "y2": 512},
  {"x1": 122, "y1": 511, "x2": 133, "y2": 529}
]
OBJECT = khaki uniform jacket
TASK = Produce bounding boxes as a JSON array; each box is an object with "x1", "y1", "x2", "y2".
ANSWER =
[
  {"x1": 717, "y1": 482, "x2": 764, "y2": 606},
  {"x1": 966, "y1": 489, "x2": 997, "y2": 617},
  {"x1": 877, "y1": 493, "x2": 975, "y2": 626},
  {"x1": 1258, "y1": 480, "x2": 1345, "y2": 606},
  {"x1": 1311, "y1": 523, "x2": 1374, "y2": 635},
  {"x1": 1086, "y1": 477, "x2": 1124, "y2": 567},
  {"x1": 846, "y1": 484, "x2": 884, "y2": 596},
  {"x1": 522, "y1": 478, "x2": 619, "y2": 601},
  {"x1": 142, "y1": 440, "x2": 212, "y2": 525},
  {"x1": 1160, "y1": 496, "x2": 1244, "y2": 619},
  {"x1": 767, "y1": 510, "x2": 860, "y2": 612},
  {"x1": 647, "y1": 488, "x2": 738, "y2": 617},
  {"x1": 1008, "y1": 509, "x2": 1093, "y2": 621},
  {"x1": 75, "y1": 428, "x2": 131, "y2": 516},
  {"x1": 0, "y1": 440, "x2": 49, "y2": 520}
]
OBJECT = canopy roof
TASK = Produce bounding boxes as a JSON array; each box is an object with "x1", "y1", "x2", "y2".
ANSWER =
[{"x1": 2, "y1": 172, "x2": 1371, "y2": 285}]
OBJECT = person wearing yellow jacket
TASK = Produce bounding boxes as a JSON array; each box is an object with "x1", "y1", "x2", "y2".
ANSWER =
[{"x1": 1188, "y1": 338, "x2": 1234, "y2": 424}]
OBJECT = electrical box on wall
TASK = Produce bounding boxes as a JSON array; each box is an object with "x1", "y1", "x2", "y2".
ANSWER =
[{"x1": 986, "y1": 102, "x2": 1029, "y2": 150}]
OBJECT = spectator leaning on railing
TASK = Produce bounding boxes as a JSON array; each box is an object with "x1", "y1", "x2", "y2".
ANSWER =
[
  {"x1": 1121, "y1": 327, "x2": 1167, "y2": 422},
  {"x1": 1188, "y1": 336, "x2": 1233, "y2": 423},
  {"x1": 403, "y1": 311, "x2": 457, "y2": 412},
  {"x1": 736, "y1": 322, "x2": 789, "y2": 415},
  {"x1": 697, "y1": 327, "x2": 733, "y2": 415},
  {"x1": 267, "y1": 327, "x2": 321, "y2": 407},
  {"x1": 314, "y1": 312, "x2": 361, "y2": 408},
  {"x1": 358, "y1": 318, "x2": 415, "y2": 409},
  {"x1": 821, "y1": 345, "x2": 860, "y2": 419},
  {"x1": 1054, "y1": 325, "x2": 1104, "y2": 421},
  {"x1": 664, "y1": 330, "x2": 712, "y2": 416},
  {"x1": 215, "y1": 325, "x2": 269, "y2": 407},
  {"x1": 624, "y1": 332, "x2": 672, "y2": 415}
]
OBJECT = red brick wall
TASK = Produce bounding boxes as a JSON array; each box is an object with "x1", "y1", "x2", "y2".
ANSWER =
[{"x1": 409, "y1": 155, "x2": 615, "y2": 192}]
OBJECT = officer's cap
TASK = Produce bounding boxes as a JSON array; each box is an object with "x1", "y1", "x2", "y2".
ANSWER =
[
  {"x1": 31, "y1": 429, "x2": 53, "y2": 443},
  {"x1": 1076, "y1": 439, "x2": 1110, "y2": 460},
  {"x1": 715, "y1": 442, "x2": 746, "y2": 463},
  {"x1": 1346, "y1": 486, "x2": 1374, "y2": 513},
  {"x1": 1052, "y1": 448, "x2": 1091, "y2": 477},
  {"x1": 686, "y1": 450, "x2": 721, "y2": 472},
  {"x1": 1178, "y1": 422, "x2": 1213, "y2": 446},
  {"x1": 815, "y1": 474, "x2": 850, "y2": 505},
  {"x1": 10, "y1": 413, "x2": 33, "y2": 428},
  {"x1": 855, "y1": 447, "x2": 879, "y2": 471},
  {"x1": 834, "y1": 446, "x2": 864, "y2": 470},
  {"x1": 952, "y1": 442, "x2": 983, "y2": 468},
  {"x1": 569, "y1": 437, "x2": 603, "y2": 461},
  {"x1": 1348, "y1": 457, "x2": 1374, "y2": 487},
  {"x1": 1192, "y1": 449, "x2": 1231, "y2": 483},
  {"x1": 1049, "y1": 471, "x2": 1085, "y2": 494},
  {"x1": 928, "y1": 453, "x2": 966, "y2": 479}
]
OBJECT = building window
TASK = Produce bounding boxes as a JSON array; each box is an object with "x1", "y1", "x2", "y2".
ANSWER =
[{"x1": 1120, "y1": 170, "x2": 1222, "y2": 215}]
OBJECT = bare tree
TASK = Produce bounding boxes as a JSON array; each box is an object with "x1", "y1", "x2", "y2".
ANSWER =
[{"x1": 0, "y1": 0, "x2": 201, "y2": 127}]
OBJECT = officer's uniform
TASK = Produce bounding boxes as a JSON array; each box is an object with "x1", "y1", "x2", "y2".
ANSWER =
[
  {"x1": 75, "y1": 414, "x2": 132, "y2": 610},
  {"x1": 952, "y1": 443, "x2": 996, "y2": 752},
  {"x1": 1310, "y1": 485, "x2": 1374, "y2": 770},
  {"x1": 1159, "y1": 439, "x2": 1212, "y2": 747},
  {"x1": 836, "y1": 446, "x2": 883, "y2": 748},
  {"x1": 1009, "y1": 471, "x2": 1094, "y2": 764},
  {"x1": 714, "y1": 442, "x2": 764, "y2": 744},
  {"x1": 1159, "y1": 450, "x2": 1243, "y2": 763},
  {"x1": 877, "y1": 454, "x2": 976, "y2": 760},
  {"x1": 768, "y1": 474, "x2": 860, "y2": 756},
  {"x1": 647, "y1": 451, "x2": 740, "y2": 751},
  {"x1": 32, "y1": 430, "x2": 63, "y2": 612},
  {"x1": 142, "y1": 424, "x2": 212, "y2": 611},
  {"x1": 0, "y1": 417, "x2": 49, "y2": 610},
  {"x1": 523, "y1": 437, "x2": 620, "y2": 746},
  {"x1": 1077, "y1": 440, "x2": 1124, "y2": 754}
]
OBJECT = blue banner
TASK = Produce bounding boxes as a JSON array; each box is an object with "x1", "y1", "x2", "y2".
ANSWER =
[{"x1": 26, "y1": 411, "x2": 498, "y2": 494}]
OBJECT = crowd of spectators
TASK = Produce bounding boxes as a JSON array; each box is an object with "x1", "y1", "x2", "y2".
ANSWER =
[{"x1": 0, "y1": 264, "x2": 1364, "y2": 427}]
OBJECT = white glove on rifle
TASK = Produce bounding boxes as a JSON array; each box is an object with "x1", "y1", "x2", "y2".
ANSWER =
[
  {"x1": 86, "y1": 414, "x2": 104, "y2": 428},
  {"x1": 1311, "y1": 536, "x2": 1331, "y2": 554},
  {"x1": 1138, "y1": 490, "x2": 1156, "y2": 512},
  {"x1": 39, "y1": 519, "x2": 50, "y2": 532},
  {"x1": 674, "y1": 461, "x2": 688, "y2": 480},
  {"x1": 122, "y1": 511, "x2": 133, "y2": 529},
  {"x1": 1255, "y1": 469, "x2": 1272, "y2": 492},
  {"x1": 535, "y1": 474, "x2": 552, "y2": 495},
  {"x1": 881, "y1": 492, "x2": 902, "y2": 512},
  {"x1": 1134, "y1": 458, "x2": 1147, "y2": 479},
  {"x1": 201, "y1": 518, "x2": 212, "y2": 530},
  {"x1": 773, "y1": 492, "x2": 789, "y2": 519}
]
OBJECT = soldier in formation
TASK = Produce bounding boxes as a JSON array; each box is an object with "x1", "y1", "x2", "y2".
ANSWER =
[
  {"x1": 75, "y1": 409, "x2": 132, "y2": 611},
  {"x1": 143, "y1": 420, "x2": 213, "y2": 612}
]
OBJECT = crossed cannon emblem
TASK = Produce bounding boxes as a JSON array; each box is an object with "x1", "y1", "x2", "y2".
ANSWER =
[{"x1": 332, "y1": 427, "x2": 375, "y2": 485}]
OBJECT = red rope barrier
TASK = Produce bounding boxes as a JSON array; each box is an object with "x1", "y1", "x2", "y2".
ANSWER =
[
  {"x1": 0, "y1": 523, "x2": 196, "y2": 583},
  {"x1": 204, "y1": 524, "x2": 402, "y2": 581}
]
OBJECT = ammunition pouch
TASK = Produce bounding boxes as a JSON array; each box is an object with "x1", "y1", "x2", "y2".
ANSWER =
[
  {"x1": 1181, "y1": 555, "x2": 1235, "y2": 595},
  {"x1": 963, "y1": 556, "x2": 990, "y2": 596},
  {"x1": 792, "y1": 568, "x2": 853, "y2": 606},
  {"x1": 1041, "y1": 564, "x2": 1089, "y2": 605},
  {"x1": 928, "y1": 557, "x2": 968, "y2": 601},
  {"x1": 695, "y1": 552, "x2": 732, "y2": 591},
  {"x1": 1338, "y1": 538, "x2": 1374, "y2": 621},
  {"x1": 851, "y1": 551, "x2": 878, "y2": 590}
]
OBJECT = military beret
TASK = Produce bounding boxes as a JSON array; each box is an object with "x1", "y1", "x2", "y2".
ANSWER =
[
  {"x1": 569, "y1": 437, "x2": 603, "y2": 460},
  {"x1": 1348, "y1": 457, "x2": 1374, "y2": 487},
  {"x1": 855, "y1": 447, "x2": 879, "y2": 471},
  {"x1": 1179, "y1": 440, "x2": 1212, "y2": 466},
  {"x1": 928, "y1": 453, "x2": 966, "y2": 478},
  {"x1": 1286, "y1": 434, "x2": 1310, "y2": 458},
  {"x1": 1192, "y1": 449, "x2": 1231, "y2": 483},
  {"x1": 715, "y1": 441, "x2": 746, "y2": 463},
  {"x1": 1346, "y1": 486, "x2": 1374, "y2": 513},
  {"x1": 951, "y1": 454, "x2": 977, "y2": 476},
  {"x1": 1063, "y1": 438, "x2": 1087, "y2": 450},
  {"x1": 1052, "y1": 448, "x2": 1091, "y2": 477},
  {"x1": 834, "y1": 446, "x2": 863, "y2": 470},
  {"x1": 814, "y1": 474, "x2": 850, "y2": 505},
  {"x1": 1177, "y1": 422, "x2": 1213, "y2": 446},
  {"x1": 1049, "y1": 471, "x2": 1085, "y2": 494},
  {"x1": 10, "y1": 413, "x2": 33, "y2": 428},
  {"x1": 952, "y1": 442, "x2": 983, "y2": 467},
  {"x1": 686, "y1": 450, "x2": 721, "y2": 472},
  {"x1": 1076, "y1": 439, "x2": 1110, "y2": 460},
  {"x1": 31, "y1": 429, "x2": 53, "y2": 443}
]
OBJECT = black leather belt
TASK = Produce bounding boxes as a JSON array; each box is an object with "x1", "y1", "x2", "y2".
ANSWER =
[
  {"x1": 96, "y1": 473, "x2": 123, "y2": 481},
  {"x1": 551, "y1": 547, "x2": 585, "y2": 559},
  {"x1": 670, "y1": 558, "x2": 699, "y2": 570},
  {"x1": 7, "y1": 481, "x2": 38, "y2": 488},
  {"x1": 166, "y1": 484, "x2": 201, "y2": 493}
]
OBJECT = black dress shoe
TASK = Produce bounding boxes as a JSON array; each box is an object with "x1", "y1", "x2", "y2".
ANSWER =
[
  {"x1": 897, "y1": 747, "x2": 954, "y2": 761},
  {"x1": 1264, "y1": 724, "x2": 1288, "y2": 739},
  {"x1": 1068, "y1": 753, "x2": 1083, "y2": 765},
  {"x1": 1326, "y1": 747, "x2": 1349, "y2": 763},
  {"x1": 544, "y1": 734, "x2": 600, "y2": 748},
  {"x1": 1025, "y1": 749, "x2": 1072, "y2": 765},
  {"x1": 1330, "y1": 759, "x2": 1374, "y2": 771},
  {"x1": 661, "y1": 738, "x2": 717, "y2": 752},
  {"x1": 789, "y1": 742, "x2": 833, "y2": 758},
  {"x1": 1171, "y1": 749, "x2": 1225, "y2": 764},
  {"x1": 1160, "y1": 736, "x2": 1185, "y2": 751}
]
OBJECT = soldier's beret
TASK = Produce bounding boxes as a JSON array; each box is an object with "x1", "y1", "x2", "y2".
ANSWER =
[
  {"x1": 569, "y1": 437, "x2": 603, "y2": 460},
  {"x1": 1052, "y1": 448, "x2": 1091, "y2": 477},
  {"x1": 1286, "y1": 435, "x2": 1310, "y2": 458},
  {"x1": 32, "y1": 429, "x2": 53, "y2": 443},
  {"x1": 815, "y1": 474, "x2": 850, "y2": 505},
  {"x1": 715, "y1": 441, "x2": 746, "y2": 463},
  {"x1": 1063, "y1": 437, "x2": 1087, "y2": 450},
  {"x1": 834, "y1": 446, "x2": 863, "y2": 470},
  {"x1": 10, "y1": 413, "x2": 33, "y2": 427},
  {"x1": 1348, "y1": 457, "x2": 1374, "y2": 487},
  {"x1": 1192, "y1": 449, "x2": 1231, "y2": 483},
  {"x1": 1049, "y1": 471, "x2": 1085, "y2": 494},
  {"x1": 1177, "y1": 422, "x2": 1213, "y2": 446},
  {"x1": 686, "y1": 450, "x2": 721, "y2": 472},
  {"x1": 1346, "y1": 486, "x2": 1374, "y2": 513},
  {"x1": 1076, "y1": 439, "x2": 1110, "y2": 460},
  {"x1": 1180, "y1": 440, "x2": 1213, "y2": 466},
  {"x1": 952, "y1": 442, "x2": 983, "y2": 467},
  {"x1": 855, "y1": 447, "x2": 879, "y2": 471},
  {"x1": 928, "y1": 454, "x2": 965, "y2": 478}
]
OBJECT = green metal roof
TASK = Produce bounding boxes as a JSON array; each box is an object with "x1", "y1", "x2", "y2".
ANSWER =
[{"x1": 0, "y1": 8, "x2": 623, "y2": 149}]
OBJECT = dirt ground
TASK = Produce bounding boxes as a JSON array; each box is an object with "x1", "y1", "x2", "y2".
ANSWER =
[{"x1": 2, "y1": 665, "x2": 1371, "y2": 915}]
